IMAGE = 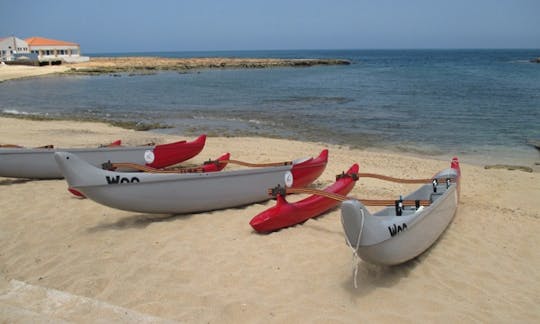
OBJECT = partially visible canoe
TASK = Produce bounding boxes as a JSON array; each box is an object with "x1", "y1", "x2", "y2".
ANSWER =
[
  {"x1": 340, "y1": 157, "x2": 461, "y2": 266},
  {"x1": 54, "y1": 149, "x2": 327, "y2": 214},
  {"x1": 0, "y1": 135, "x2": 206, "y2": 179},
  {"x1": 250, "y1": 163, "x2": 359, "y2": 233}
]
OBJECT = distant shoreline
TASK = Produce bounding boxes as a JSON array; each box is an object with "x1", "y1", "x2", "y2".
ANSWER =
[
  {"x1": 63, "y1": 56, "x2": 351, "y2": 75},
  {"x1": 0, "y1": 56, "x2": 350, "y2": 81}
]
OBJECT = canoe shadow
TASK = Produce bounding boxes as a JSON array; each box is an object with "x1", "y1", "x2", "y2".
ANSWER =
[
  {"x1": 86, "y1": 213, "x2": 195, "y2": 232},
  {"x1": 86, "y1": 202, "x2": 258, "y2": 233},
  {"x1": 341, "y1": 254, "x2": 424, "y2": 297},
  {"x1": 341, "y1": 239, "x2": 448, "y2": 297},
  {"x1": 0, "y1": 178, "x2": 35, "y2": 185}
]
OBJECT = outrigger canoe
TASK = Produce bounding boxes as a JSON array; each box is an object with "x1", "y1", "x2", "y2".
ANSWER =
[
  {"x1": 250, "y1": 163, "x2": 359, "y2": 233},
  {"x1": 67, "y1": 152, "x2": 231, "y2": 198},
  {"x1": 340, "y1": 157, "x2": 461, "y2": 266},
  {"x1": 0, "y1": 135, "x2": 206, "y2": 179},
  {"x1": 54, "y1": 149, "x2": 328, "y2": 214}
]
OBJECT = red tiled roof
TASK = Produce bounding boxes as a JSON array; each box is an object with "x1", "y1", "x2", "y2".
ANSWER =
[{"x1": 25, "y1": 36, "x2": 78, "y2": 46}]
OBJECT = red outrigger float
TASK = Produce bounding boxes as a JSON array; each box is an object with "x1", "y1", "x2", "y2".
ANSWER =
[
  {"x1": 0, "y1": 134, "x2": 207, "y2": 179},
  {"x1": 146, "y1": 134, "x2": 206, "y2": 169},
  {"x1": 250, "y1": 163, "x2": 359, "y2": 233},
  {"x1": 290, "y1": 149, "x2": 328, "y2": 188}
]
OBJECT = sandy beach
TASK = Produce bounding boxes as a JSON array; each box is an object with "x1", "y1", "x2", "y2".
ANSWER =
[
  {"x1": 0, "y1": 116, "x2": 538, "y2": 323},
  {"x1": 0, "y1": 64, "x2": 71, "y2": 82}
]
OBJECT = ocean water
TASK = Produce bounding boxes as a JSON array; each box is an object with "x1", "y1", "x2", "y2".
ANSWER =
[{"x1": 1, "y1": 49, "x2": 539, "y2": 165}]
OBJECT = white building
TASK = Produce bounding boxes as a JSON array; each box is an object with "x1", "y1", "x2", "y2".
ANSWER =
[
  {"x1": 26, "y1": 36, "x2": 89, "y2": 63},
  {"x1": 0, "y1": 36, "x2": 30, "y2": 61},
  {"x1": 0, "y1": 36, "x2": 89, "y2": 63}
]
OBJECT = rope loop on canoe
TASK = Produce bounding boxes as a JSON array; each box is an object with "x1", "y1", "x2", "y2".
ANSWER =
[{"x1": 340, "y1": 206, "x2": 364, "y2": 289}]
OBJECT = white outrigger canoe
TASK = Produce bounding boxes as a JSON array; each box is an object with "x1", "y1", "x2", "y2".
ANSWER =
[
  {"x1": 340, "y1": 157, "x2": 461, "y2": 266},
  {"x1": 54, "y1": 150, "x2": 327, "y2": 214},
  {"x1": 0, "y1": 135, "x2": 205, "y2": 179}
]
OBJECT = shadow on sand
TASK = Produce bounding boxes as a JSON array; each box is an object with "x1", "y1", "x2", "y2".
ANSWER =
[
  {"x1": 341, "y1": 240, "x2": 443, "y2": 298},
  {"x1": 0, "y1": 178, "x2": 35, "y2": 186},
  {"x1": 341, "y1": 258, "x2": 420, "y2": 298},
  {"x1": 86, "y1": 212, "x2": 196, "y2": 233}
]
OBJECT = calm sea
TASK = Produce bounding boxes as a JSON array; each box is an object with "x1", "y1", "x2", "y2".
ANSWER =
[{"x1": 1, "y1": 49, "x2": 539, "y2": 165}]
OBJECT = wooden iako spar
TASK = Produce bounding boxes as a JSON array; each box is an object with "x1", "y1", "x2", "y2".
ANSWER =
[
  {"x1": 268, "y1": 172, "x2": 456, "y2": 207},
  {"x1": 272, "y1": 186, "x2": 432, "y2": 207},
  {"x1": 105, "y1": 157, "x2": 293, "y2": 173}
]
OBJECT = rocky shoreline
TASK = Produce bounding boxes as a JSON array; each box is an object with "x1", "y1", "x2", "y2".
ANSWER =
[{"x1": 65, "y1": 56, "x2": 351, "y2": 74}]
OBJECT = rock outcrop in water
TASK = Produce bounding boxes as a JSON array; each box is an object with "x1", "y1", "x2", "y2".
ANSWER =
[
  {"x1": 531, "y1": 57, "x2": 540, "y2": 63},
  {"x1": 65, "y1": 57, "x2": 351, "y2": 75}
]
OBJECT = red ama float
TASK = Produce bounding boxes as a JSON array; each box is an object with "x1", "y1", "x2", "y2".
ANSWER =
[
  {"x1": 250, "y1": 163, "x2": 359, "y2": 233},
  {"x1": 146, "y1": 134, "x2": 206, "y2": 168}
]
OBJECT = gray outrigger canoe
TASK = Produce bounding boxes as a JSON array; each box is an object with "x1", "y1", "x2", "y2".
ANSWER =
[
  {"x1": 54, "y1": 151, "x2": 322, "y2": 214},
  {"x1": 341, "y1": 157, "x2": 461, "y2": 266},
  {"x1": 0, "y1": 135, "x2": 205, "y2": 179}
]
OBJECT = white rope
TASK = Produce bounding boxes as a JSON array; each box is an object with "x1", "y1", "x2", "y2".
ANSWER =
[{"x1": 341, "y1": 206, "x2": 365, "y2": 288}]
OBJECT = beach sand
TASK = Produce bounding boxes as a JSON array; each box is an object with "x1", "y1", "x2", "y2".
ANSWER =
[
  {"x1": 0, "y1": 116, "x2": 539, "y2": 323},
  {"x1": 0, "y1": 64, "x2": 71, "y2": 82}
]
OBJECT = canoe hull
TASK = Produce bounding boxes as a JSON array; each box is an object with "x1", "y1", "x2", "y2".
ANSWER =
[
  {"x1": 55, "y1": 152, "x2": 292, "y2": 214},
  {"x1": 341, "y1": 186, "x2": 458, "y2": 265},
  {"x1": 0, "y1": 147, "x2": 151, "y2": 179},
  {"x1": 341, "y1": 158, "x2": 461, "y2": 266}
]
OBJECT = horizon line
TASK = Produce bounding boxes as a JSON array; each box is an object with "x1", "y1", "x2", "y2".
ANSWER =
[{"x1": 86, "y1": 48, "x2": 540, "y2": 55}]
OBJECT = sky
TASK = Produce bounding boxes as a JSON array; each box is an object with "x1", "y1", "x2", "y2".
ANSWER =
[{"x1": 1, "y1": 0, "x2": 539, "y2": 53}]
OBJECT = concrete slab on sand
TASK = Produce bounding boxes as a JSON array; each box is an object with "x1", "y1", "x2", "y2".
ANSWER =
[{"x1": 0, "y1": 278, "x2": 174, "y2": 323}]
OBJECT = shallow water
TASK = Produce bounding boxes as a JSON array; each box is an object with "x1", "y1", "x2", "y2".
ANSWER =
[{"x1": 1, "y1": 49, "x2": 539, "y2": 165}]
